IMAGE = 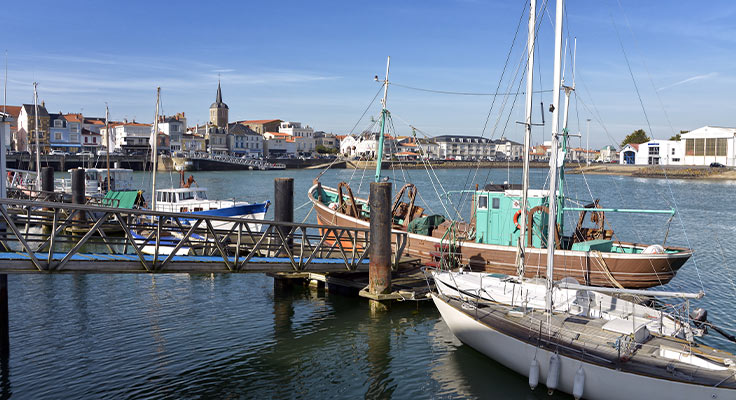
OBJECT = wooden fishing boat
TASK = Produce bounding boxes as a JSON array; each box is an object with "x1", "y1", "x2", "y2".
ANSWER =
[{"x1": 308, "y1": 183, "x2": 691, "y2": 288}]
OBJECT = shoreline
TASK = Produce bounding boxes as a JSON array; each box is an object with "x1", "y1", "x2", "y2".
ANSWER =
[{"x1": 567, "y1": 164, "x2": 736, "y2": 180}]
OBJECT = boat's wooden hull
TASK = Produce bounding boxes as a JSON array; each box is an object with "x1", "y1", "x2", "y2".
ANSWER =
[{"x1": 309, "y1": 185, "x2": 691, "y2": 289}]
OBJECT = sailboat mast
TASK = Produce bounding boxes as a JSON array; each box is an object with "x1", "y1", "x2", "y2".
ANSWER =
[
  {"x1": 374, "y1": 56, "x2": 390, "y2": 182},
  {"x1": 545, "y1": 0, "x2": 564, "y2": 312},
  {"x1": 516, "y1": 0, "x2": 536, "y2": 278},
  {"x1": 151, "y1": 87, "x2": 160, "y2": 210},
  {"x1": 105, "y1": 104, "x2": 110, "y2": 191},
  {"x1": 33, "y1": 82, "x2": 41, "y2": 191}
]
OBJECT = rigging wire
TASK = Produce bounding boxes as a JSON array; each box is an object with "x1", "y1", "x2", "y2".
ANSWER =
[{"x1": 389, "y1": 82, "x2": 552, "y2": 97}]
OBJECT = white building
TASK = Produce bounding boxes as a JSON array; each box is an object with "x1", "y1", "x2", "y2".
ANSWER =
[
  {"x1": 264, "y1": 136, "x2": 297, "y2": 157},
  {"x1": 681, "y1": 126, "x2": 736, "y2": 166},
  {"x1": 279, "y1": 121, "x2": 315, "y2": 154},
  {"x1": 110, "y1": 122, "x2": 152, "y2": 154},
  {"x1": 340, "y1": 134, "x2": 397, "y2": 159},
  {"x1": 619, "y1": 140, "x2": 683, "y2": 165},
  {"x1": 493, "y1": 137, "x2": 524, "y2": 160},
  {"x1": 434, "y1": 135, "x2": 494, "y2": 160}
]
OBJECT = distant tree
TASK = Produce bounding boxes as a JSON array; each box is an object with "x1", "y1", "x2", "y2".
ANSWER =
[
  {"x1": 316, "y1": 145, "x2": 337, "y2": 154},
  {"x1": 670, "y1": 130, "x2": 688, "y2": 141},
  {"x1": 621, "y1": 129, "x2": 650, "y2": 148}
]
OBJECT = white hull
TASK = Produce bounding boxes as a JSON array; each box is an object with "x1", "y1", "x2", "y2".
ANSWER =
[{"x1": 432, "y1": 294, "x2": 734, "y2": 399}]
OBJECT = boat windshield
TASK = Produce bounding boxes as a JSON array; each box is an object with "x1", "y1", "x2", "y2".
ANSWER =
[{"x1": 196, "y1": 191, "x2": 207, "y2": 200}]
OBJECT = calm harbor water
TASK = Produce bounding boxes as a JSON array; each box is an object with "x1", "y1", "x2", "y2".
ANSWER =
[{"x1": 4, "y1": 167, "x2": 736, "y2": 399}]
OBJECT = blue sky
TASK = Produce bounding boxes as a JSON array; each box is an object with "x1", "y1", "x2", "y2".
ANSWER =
[{"x1": 3, "y1": 0, "x2": 736, "y2": 148}]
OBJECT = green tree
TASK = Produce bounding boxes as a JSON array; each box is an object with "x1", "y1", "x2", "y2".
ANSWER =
[
  {"x1": 670, "y1": 130, "x2": 688, "y2": 141},
  {"x1": 315, "y1": 145, "x2": 337, "y2": 154},
  {"x1": 621, "y1": 129, "x2": 650, "y2": 148}
]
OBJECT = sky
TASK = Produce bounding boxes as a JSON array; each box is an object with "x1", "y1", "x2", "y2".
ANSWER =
[{"x1": 3, "y1": 0, "x2": 736, "y2": 148}]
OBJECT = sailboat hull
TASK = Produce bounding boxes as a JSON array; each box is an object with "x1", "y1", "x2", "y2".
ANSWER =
[
  {"x1": 309, "y1": 185, "x2": 691, "y2": 289},
  {"x1": 432, "y1": 293, "x2": 735, "y2": 399}
]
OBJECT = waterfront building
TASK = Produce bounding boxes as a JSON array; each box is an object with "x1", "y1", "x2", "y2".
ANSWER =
[
  {"x1": 82, "y1": 117, "x2": 105, "y2": 134},
  {"x1": 339, "y1": 133, "x2": 397, "y2": 159},
  {"x1": 279, "y1": 121, "x2": 315, "y2": 154},
  {"x1": 81, "y1": 128, "x2": 101, "y2": 153},
  {"x1": 493, "y1": 137, "x2": 524, "y2": 160},
  {"x1": 238, "y1": 119, "x2": 281, "y2": 135},
  {"x1": 16, "y1": 104, "x2": 50, "y2": 153},
  {"x1": 263, "y1": 132, "x2": 296, "y2": 157},
  {"x1": 0, "y1": 112, "x2": 10, "y2": 151},
  {"x1": 111, "y1": 121, "x2": 152, "y2": 154},
  {"x1": 619, "y1": 140, "x2": 683, "y2": 165},
  {"x1": 433, "y1": 135, "x2": 493, "y2": 160},
  {"x1": 681, "y1": 126, "x2": 736, "y2": 166},
  {"x1": 227, "y1": 123, "x2": 263, "y2": 158},
  {"x1": 314, "y1": 131, "x2": 339, "y2": 152},
  {"x1": 47, "y1": 113, "x2": 81, "y2": 153},
  {"x1": 180, "y1": 131, "x2": 206, "y2": 153},
  {"x1": 159, "y1": 113, "x2": 187, "y2": 152},
  {"x1": 597, "y1": 145, "x2": 617, "y2": 162},
  {"x1": 1, "y1": 106, "x2": 20, "y2": 150}
]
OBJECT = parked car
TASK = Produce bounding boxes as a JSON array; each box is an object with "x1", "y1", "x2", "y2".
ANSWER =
[
  {"x1": 710, "y1": 162, "x2": 725, "y2": 168},
  {"x1": 49, "y1": 150, "x2": 69, "y2": 156},
  {"x1": 78, "y1": 151, "x2": 94, "y2": 157}
]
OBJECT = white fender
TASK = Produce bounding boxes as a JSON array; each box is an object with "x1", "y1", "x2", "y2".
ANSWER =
[
  {"x1": 529, "y1": 358, "x2": 539, "y2": 390},
  {"x1": 573, "y1": 366, "x2": 585, "y2": 400},
  {"x1": 546, "y1": 353, "x2": 560, "y2": 395}
]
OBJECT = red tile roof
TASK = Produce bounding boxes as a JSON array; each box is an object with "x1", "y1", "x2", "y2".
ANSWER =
[
  {"x1": 64, "y1": 113, "x2": 83, "y2": 123},
  {"x1": 1, "y1": 106, "x2": 21, "y2": 118}
]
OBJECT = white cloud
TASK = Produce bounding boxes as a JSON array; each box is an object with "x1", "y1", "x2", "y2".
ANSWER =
[{"x1": 656, "y1": 72, "x2": 717, "y2": 92}]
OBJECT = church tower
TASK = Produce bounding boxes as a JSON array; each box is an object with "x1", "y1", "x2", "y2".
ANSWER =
[{"x1": 209, "y1": 80, "x2": 229, "y2": 128}]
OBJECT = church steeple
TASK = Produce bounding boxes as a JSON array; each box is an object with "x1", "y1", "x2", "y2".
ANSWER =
[
  {"x1": 215, "y1": 80, "x2": 223, "y2": 104},
  {"x1": 209, "y1": 79, "x2": 229, "y2": 128}
]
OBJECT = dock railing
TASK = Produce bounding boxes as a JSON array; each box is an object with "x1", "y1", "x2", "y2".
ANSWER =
[{"x1": 0, "y1": 198, "x2": 407, "y2": 273}]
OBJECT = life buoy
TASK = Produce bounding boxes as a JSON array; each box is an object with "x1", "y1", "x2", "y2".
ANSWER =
[{"x1": 513, "y1": 209, "x2": 522, "y2": 230}]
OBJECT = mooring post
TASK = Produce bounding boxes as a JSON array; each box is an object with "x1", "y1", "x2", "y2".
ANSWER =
[
  {"x1": 369, "y1": 181, "x2": 392, "y2": 296},
  {"x1": 0, "y1": 275, "x2": 8, "y2": 359},
  {"x1": 71, "y1": 168, "x2": 86, "y2": 221},
  {"x1": 40, "y1": 166, "x2": 54, "y2": 200},
  {"x1": 273, "y1": 177, "x2": 294, "y2": 256}
]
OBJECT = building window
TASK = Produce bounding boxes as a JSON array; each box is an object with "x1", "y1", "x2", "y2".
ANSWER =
[
  {"x1": 694, "y1": 138, "x2": 705, "y2": 156},
  {"x1": 717, "y1": 138, "x2": 727, "y2": 156},
  {"x1": 685, "y1": 139, "x2": 694, "y2": 155},
  {"x1": 705, "y1": 138, "x2": 716, "y2": 156},
  {"x1": 477, "y1": 195, "x2": 488, "y2": 209},
  {"x1": 648, "y1": 146, "x2": 659, "y2": 155},
  {"x1": 54, "y1": 120, "x2": 62, "y2": 128},
  {"x1": 671, "y1": 148, "x2": 675, "y2": 155},
  {"x1": 672, "y1": 158, "x2": 680, "y2": 162},
  {"x1": 55, "y1": 132, "x2": 62, "y2": 140}
]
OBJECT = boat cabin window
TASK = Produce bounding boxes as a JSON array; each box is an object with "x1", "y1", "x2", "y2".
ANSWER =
[
  {"x1": 478, "y1": 195, "x2": 488, "y2": 209},
  {"x1": 196, "y1": 191, "x2": 207, "y2": 200},
  {"x1": 492, "y1": 198, "x2": 500, "y2": 209},
  {"x1": 179, "y1": 191, "x2": 194, "y2": 201}
]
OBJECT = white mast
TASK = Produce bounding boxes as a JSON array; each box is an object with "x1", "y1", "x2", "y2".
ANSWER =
[
  {"x1": 33, "y1": 82, "x2": 41, "y2": 191},
  {"x1": 586, "y1": 118, "x2": 591, "y2": 166},
  {"x1": 151, "y1": 87, "x2": 160, "y2": 210},
  {"x1": 105, "y1": 104, "x2": 110, "y2": 191},
  {"x1": 374, "y1": 56, "x2": 390, "y2": 182},
  {"x1": 545, "y1": 0, "x2": 565, "y2": 312},
  {"x1": 516, "y1": 0, "x2": 536, "y2": 278}
]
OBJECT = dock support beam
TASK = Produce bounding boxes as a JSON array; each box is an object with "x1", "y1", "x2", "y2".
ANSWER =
[
  {"x1": 368, "y1": 182, "x2": 392, "y2": 311},
  {"x1": 274, "y1": 177, "x2": 293, "y2": 255}
]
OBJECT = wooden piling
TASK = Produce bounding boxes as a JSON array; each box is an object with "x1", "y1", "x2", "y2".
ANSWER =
[
  {"x1": 41, "y1": 167, "x2": 54, "y2": 200},
  {"x1": 273, "y1": 178, "x2": 294, "y2": 254},
  {"x1": 369, "y1": 181, "x2": 392, "y2": 296},
  {"x1": 71, "y1": 168, "x2": 85, "y2": 221}
]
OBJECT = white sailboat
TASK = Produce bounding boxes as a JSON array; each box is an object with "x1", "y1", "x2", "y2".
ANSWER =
[{"x1": 430, "y1": 1, "x2": 736, "y2": 398}]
